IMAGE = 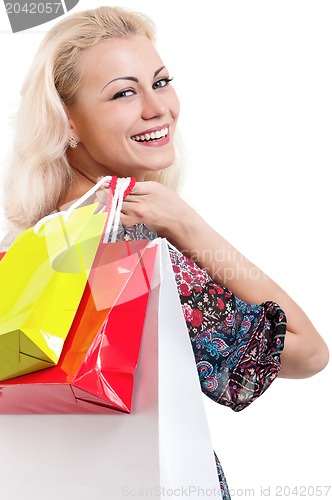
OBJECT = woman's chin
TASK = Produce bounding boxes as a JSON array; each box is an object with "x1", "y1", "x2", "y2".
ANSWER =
[{"x1": 141, "y1": 153, "x2": 176, "y2": 173}]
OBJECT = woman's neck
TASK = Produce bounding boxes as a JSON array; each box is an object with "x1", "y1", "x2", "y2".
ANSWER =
[{"x1": 58, "y1": 169, "x2": 96, "y2": 208}]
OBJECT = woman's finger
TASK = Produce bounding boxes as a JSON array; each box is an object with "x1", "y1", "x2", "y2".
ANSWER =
[
  {"x1": 120, "y1": 213, "x2": 141, "y2": 227},
  {"x1": 121, "y1": 199, "x2": 141, "y2": 213},
  {"x1": 128, "y1": 180, "x2": 158, "y2": 196}
]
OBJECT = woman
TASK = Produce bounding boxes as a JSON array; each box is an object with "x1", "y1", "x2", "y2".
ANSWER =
[{"x1": 0, "y1": 6, "x2": 329, "y2": 498}]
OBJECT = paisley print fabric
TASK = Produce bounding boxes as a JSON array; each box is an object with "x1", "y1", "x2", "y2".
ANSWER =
[
  {"x1": 215, "y1": 452, "x2": 231, "y2": 500},
  {"x1": 114, "y1": 223, "x2": 158, "y2": 242},
  {"x1": 169, "y1": 246, "x2": 286, "y2": 412}
]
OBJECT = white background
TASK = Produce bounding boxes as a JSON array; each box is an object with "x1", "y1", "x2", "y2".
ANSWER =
[{"x1": 0, "y1": 1, "x2": 331, "y2": 498}]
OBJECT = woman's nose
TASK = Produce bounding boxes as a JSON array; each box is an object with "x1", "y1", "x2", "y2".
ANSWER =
[{"x1": 141, "y1": 91, "x2": 166, "y2": 120}]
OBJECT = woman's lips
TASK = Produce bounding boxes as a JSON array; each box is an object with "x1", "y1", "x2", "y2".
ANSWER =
[
  {"x1": 130, "y1": 125, "x2": 170, "y2": 146},
  {"x1": 133, "y1": 133, "x2": 170, "y2": 147}
]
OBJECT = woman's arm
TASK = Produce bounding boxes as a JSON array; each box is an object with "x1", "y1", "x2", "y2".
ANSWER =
[
  {"x1": 170, "y1": 211, "x2": 329, "y2": 379},
  {"x1": 121, "y1": 181, "x2": 329, "y2": 378}
]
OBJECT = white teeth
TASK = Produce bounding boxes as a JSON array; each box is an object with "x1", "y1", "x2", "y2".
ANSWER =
[{"x1": 132, "y1": 127, "x2": 169, "y2": 142}]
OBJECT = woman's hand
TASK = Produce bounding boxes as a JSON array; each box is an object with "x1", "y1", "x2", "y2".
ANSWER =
[{"x1": 121, "y1": 181, "x2": 196, "y2": 244}]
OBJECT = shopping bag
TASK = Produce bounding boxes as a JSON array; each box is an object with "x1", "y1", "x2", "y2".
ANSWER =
[
  {"x1": 67, "y1": 239, "x2": 157, "y2": 412},
  {"x1": 0, "y1": 237, "x2": 221, "y2": 499},
  {"x1": 0, "y1": 203, "x2": 107, "y2": 382},
  {"x1": 156, "y1": 237, "x2": 221, "y2": 495},
  {"x1": 0, "y1": 175, "x2": 137, "y2": 383}
]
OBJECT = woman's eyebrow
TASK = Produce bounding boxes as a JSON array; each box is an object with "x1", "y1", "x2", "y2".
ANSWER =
[
  {"x1": 154, "y1": 66, "x2": 165, "y2": 77},
  {"x1": 101, "y1": 76, "x2": 138, "y2": 93},
  {"x1": 101, "y1": 66, "x2": 166, "y2": 93}
]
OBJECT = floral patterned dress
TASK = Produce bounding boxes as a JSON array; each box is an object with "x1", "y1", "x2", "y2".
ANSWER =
[{"x1": 115, "y1": 223, "x2": 287, "y2": 500}]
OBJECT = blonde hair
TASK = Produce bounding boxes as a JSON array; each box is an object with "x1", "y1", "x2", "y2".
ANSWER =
[{"x1": 2, "y1": 6, "x2": 182, "y2": 233}]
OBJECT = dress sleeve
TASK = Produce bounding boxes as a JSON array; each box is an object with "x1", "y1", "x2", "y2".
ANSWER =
[{"x1": 169, "y1": 246, "x2": 287, "y2": 412}]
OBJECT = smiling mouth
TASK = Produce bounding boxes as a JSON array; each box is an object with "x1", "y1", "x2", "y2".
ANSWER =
[{"x1": 131, "y1": 126, "x2": 169, "y2": 142}]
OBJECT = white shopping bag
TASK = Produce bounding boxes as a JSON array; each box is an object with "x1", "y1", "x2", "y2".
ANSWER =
[
  {"x1": 0, "y1": 238, "x2": 220, "y2": 500},
  {"x1": 156, "y1": 238, "x2": 220, "y2": 496}
]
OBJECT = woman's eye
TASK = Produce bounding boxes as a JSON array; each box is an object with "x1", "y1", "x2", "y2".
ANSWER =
[
  {"x1": 111, "y1": 89, "x2": 135, "y2": 100},
  {"x1": 153, "y1": 77, "x2": 173, "y2": 89}
]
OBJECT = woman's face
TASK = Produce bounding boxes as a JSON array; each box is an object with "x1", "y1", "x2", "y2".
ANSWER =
[{"x1": 67, "y1": 35, "x2": 180, "y2": 180}]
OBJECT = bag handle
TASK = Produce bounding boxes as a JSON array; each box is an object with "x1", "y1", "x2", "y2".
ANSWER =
[
  {"x1": 103, "y1": 176, "x2": 133, "y2": 244},
  {"x1": 34, "y1": 176, "x2": 135, "y2": 241}
]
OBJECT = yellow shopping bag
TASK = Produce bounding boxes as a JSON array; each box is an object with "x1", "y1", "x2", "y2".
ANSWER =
[{"x1": 0, "y1": 203, "x2": 107, "y2": 381}]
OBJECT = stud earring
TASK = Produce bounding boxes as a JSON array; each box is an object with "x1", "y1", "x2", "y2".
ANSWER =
[{"x1": 68, "y1": 136, "x2": 78, "y2": 148}]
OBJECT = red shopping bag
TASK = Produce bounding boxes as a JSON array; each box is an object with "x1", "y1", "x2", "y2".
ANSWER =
[{"x1": 0, "y1": 238, "x2": 157, "y2": 414}]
